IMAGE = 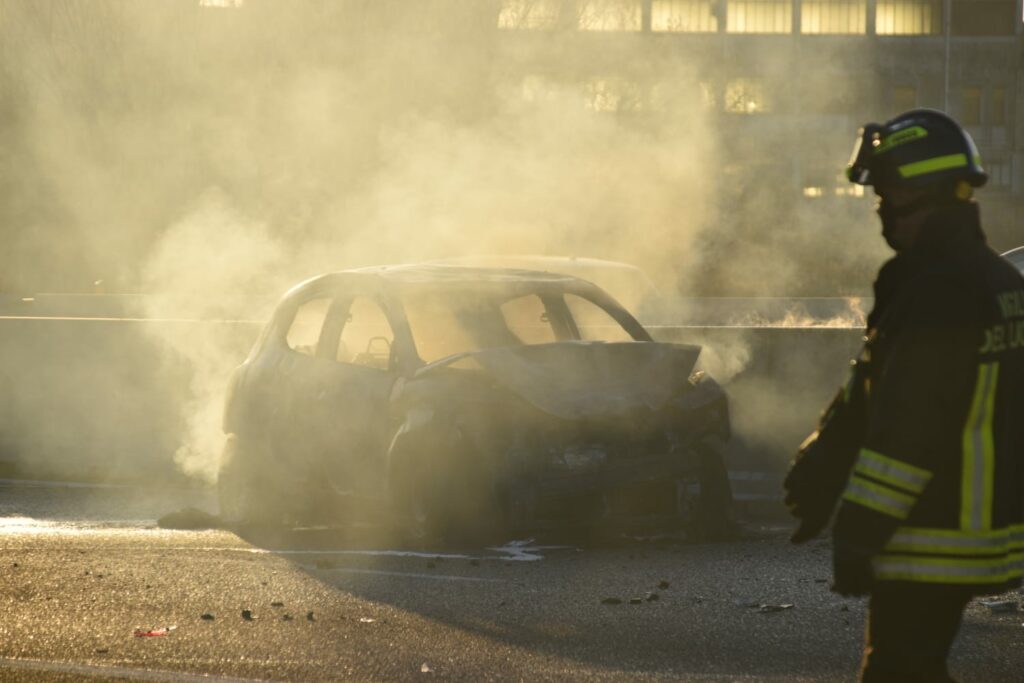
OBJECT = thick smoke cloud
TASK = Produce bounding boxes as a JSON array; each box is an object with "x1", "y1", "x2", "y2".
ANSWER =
[{"x1": 0, "y1": 1, "x2": 889, "y2": 483}]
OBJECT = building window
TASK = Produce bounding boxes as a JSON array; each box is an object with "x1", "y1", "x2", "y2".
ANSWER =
[
  {"x1": 951, "y1": 0, "x2": 1016, "y2": 36},
  {"x1": 652, "y1": 0, "x2": 720, "y2": 32},
  {"x1": 875, "y1": 0, "x2": 942, "y2": 34},
  {"x1": 990, "y1": 88, "x2": 1006, "y2": 126},
  {"x1": 577, "y1": 0, "x2": 644, "y2": 31},
  {"x1": 961, "y1": 88, "x2": 982, "y2": 125},
  {"x1": 586, "y1": 78, "x2": 644, "y2": 112},
  {"x1": 498, "y1": 0, "x2": 562, "y2": 30},
  {"x1": 985, "y1": 161, "x2": 1011, "y2": 188},
  {"x1": 518, "y1": 75, "x2": 561, "y2": 104},
  {"x1": 728, "y1": 0, "x2": 793, "y2": 32},
  {"x1": 801, "y1": 0, "x2": 866, "y2": 34},
  {"x1": 725, "y1": 78, "x2": 771, "y2": 113},
  {"x1": 892, "y1": 85, "x2": 917, "y2": 113},
  {"x1": 651, "y1": 81, "x2": 716, "y2": 111}
]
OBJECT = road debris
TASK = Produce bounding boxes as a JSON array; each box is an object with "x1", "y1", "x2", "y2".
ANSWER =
[
  {"x1": 757, "y1": 604, "x2": 794, "y2": 613},
  {"x1": 645, "y1": 592, "x2": 660, "y2": 602},
  {"x1": 733, "y1": 599, "x2": 795, "y2": 613},
  {"x1": 421, "y1": 663, "x2": 433, "y2": 673},
  {"x1": 134, "y1": 626, "x2": 176, "y2": 637},
  {"x1": 658, "y1": 580, "x2": 670, "y2": 590},
  {"x1": 283, "y1": 614, "x2": 294, "y2": 621},
  {"x1": 979, "y1": 599, "x2": 1018, "y2": 613}
]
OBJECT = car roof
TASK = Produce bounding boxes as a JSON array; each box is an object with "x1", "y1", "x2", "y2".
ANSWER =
[
  {"x1": 349, "y1": 263, "x2": 578, "y2": 285},
  {"x1": 282, "y1": 264, "x2": 607, "y2": 304}
]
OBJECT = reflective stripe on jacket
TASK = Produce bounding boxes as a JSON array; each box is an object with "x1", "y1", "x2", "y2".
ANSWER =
[{"x1": 832, "y1": 203, "x2": 1024, "y2": 595}]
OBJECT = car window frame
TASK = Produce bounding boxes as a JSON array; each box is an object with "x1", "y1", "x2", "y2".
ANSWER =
[
  {"x1": 320, "y1": 293, "x2": 400, "y2": 372},
  {"x1": 559, "y1": 289, "x2": 651, "y2": 342},
  {"x1": 278, "y1": 291, "x2": 337, "y2": 360}
]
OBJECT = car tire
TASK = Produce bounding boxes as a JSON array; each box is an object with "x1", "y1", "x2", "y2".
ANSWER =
[
  {"x1": 389, "y1": 453, "x2": 502, "y2": 547},
  {"x1": 389, "y1": 456, "x2": 442, "y2": 544},
  {"x1": 217, "y1": 434, "x2": 281, "y2": 528},
  {"x1": 686, "y1": 433, "x2": 736, "y2": 541}
]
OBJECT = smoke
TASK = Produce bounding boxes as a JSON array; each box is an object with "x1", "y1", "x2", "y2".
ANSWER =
[
  {"x1": 139, "y1": 190, "x2": 288, "y2": 481},
  {"x1": 0, "y1": 1, "x2": 892, "y2": 485}
]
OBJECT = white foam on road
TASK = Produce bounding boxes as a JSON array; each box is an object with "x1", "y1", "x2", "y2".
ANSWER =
[
  {"x1": 0, "y1": 516, "x2": 160, "y2": 534},
  {"x1": 319, "y1": 566, "x2": 508, "y2": 583}
]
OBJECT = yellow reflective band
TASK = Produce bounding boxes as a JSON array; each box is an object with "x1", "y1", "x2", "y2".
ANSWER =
[
  {"x1": 873, "y1": 125, "x2": 928, "y2": 154},
  {"x1": 873, "y1": 552, "x2": 1024, "y2": 584},
  {"x1": 898, "y1": 153, "x2": 969, "y2": 179},
  {"x1": 961, "y1": 363, "x2": 999, "y2": 531},
  {"x1": 843, "y1": 475, "x2": 916, "y2": 520},
  {"x1": 886, "y1": 525, "x2": 1024, "y2": 557},
  {"x1": 854, "y1": 448, "x2": 932, "y2": 494}
]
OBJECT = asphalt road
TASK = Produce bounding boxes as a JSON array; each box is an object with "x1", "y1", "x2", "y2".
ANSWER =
[{"x1": 1, "y1": 479, "x2": 1022, "y2": 682}]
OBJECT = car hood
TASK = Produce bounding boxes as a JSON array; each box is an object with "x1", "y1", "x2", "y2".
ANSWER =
[{"x1": 417, "y1": 341, "x2": 701, "y2": 420}]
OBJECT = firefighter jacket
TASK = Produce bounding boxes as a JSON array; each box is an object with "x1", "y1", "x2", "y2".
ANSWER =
[{"x1": 832, "y1": 201, "x2": 1024, "y2": 594}]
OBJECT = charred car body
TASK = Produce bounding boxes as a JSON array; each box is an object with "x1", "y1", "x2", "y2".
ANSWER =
[{"x1": 219, "y1": 264, "x2": 732, "y2": 539}]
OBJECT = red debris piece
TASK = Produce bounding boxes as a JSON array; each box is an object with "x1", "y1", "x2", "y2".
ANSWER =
[{"x1": 133, "y1": 626, "x2": 177, "y2": 637}]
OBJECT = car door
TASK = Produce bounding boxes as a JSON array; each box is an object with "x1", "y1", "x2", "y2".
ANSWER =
[
  {"x1": 304, "y1": 290, "x2": 400, "y2": 500},
  {"x1": 269, "y1": 291, "x2": 339, "y2": 484}
]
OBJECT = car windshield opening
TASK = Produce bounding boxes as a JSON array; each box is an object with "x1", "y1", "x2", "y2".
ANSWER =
[{"x1": 403, "y1": 290, "x2": 558, "y2": 363}]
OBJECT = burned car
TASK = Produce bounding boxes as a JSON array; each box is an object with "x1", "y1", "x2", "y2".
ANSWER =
[
  {"x1": 218, "y1": 264, "x2": 731, "y2": 539},
  {"x1": 1004, "y1": 246, "x2": 1024, "y2": 274}
]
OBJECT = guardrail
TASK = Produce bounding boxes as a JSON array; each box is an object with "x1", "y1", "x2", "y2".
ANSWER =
[{"x1": 0, "y1": 308, "x2": 863, "y2": 484}]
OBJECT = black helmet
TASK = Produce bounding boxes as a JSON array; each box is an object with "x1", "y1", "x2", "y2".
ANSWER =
[{"x1": 846, "y1": 109, "x2": 987, "y2": 191}]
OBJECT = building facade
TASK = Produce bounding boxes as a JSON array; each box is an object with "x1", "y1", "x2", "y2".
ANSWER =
[{"x1": 495, "y1": 0, "x2": 1023, "y2": 255}]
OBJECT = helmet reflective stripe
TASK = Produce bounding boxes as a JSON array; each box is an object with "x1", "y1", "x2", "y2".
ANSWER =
[
  {"x1": 874, "y1": 125, "x2": 929, "y2": 155},
  {"x1": 846, "y1": 109, "x2": 988, "y2": 188},
  {"x1": 898, "y1": 153, "x2": 969, "y2": 179}
]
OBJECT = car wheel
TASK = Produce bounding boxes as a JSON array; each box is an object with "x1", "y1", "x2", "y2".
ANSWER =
[
  {"x1": 685, "y1": 434, "x2": 736, "y2": 541},
  {"x1": 217, "y1": 434, "x2": 282, "y2": 528},
  {"x1": 389, "y1": 455, "x2": 502, "y2": 547},
  {"x1": 389, "y1": 457, "x2": 442, "y2": 544}
]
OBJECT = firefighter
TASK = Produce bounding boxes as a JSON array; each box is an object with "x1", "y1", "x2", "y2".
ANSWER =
[{"x1": 785, "y1": 109, "x2": 1024, "y2": 682}]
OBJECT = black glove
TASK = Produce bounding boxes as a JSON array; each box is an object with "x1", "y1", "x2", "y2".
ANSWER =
[
  {"x1": 831, "y1": 544, "x2": 874, "y2": 597},
  {"x1": 784, "y1": 429, "x2": 848, "y2": 544},
  {"x1": 784, "y1": 367, "x2": 868, "y2": 545}
]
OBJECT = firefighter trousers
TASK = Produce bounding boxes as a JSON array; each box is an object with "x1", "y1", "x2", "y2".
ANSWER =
[{"x1": 860, "y1": 584, "x2": 973, "y2": 683}]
